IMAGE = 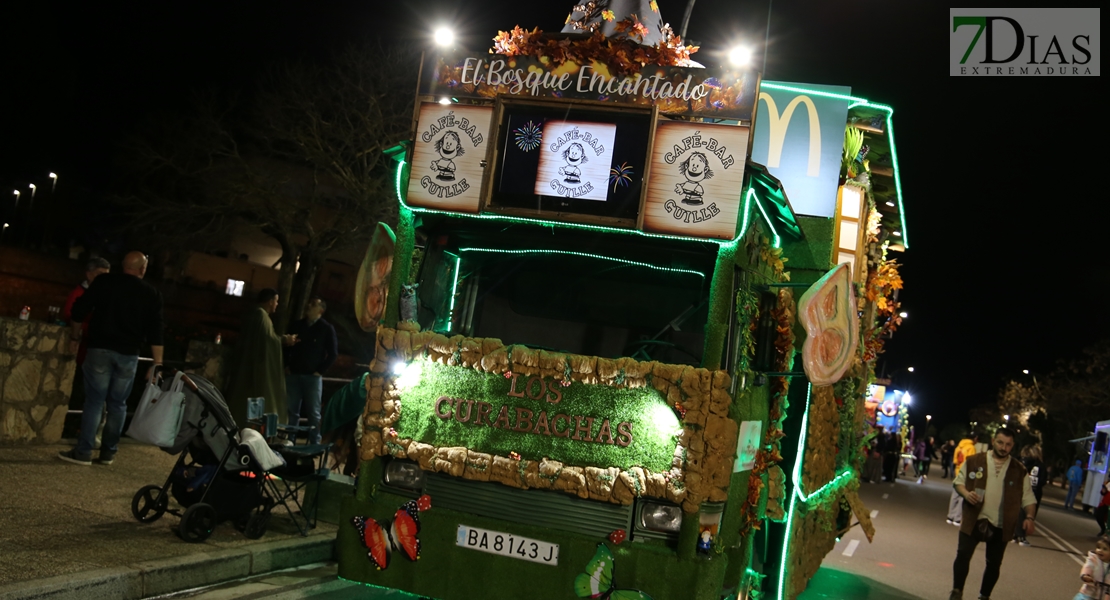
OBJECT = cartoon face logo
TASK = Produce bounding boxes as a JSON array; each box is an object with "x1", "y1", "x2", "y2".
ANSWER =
[
  {"x1": 674, "y1": 151, "x2": 714, "y2": 205},
  {"x1": 431, "y1": 131, "x2": 465, "y2": 181},
  {"x1": 558, "y1": 142, "x2": 588, "y2": 184}
]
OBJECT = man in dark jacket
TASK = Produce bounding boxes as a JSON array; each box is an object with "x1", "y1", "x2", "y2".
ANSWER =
[
  {"x1": 58, "y1": 252, "x2": 164, "y2": 466},
  {"x1": 285, "y1": 298, "x2": 338, "y2": 444}
]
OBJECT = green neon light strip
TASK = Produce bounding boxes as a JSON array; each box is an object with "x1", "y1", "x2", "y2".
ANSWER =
[
  {"x1": 458, "y1": 247, "x2": 705, "y2": 279},
  {"x1": 737, "y1": 188, "x2": 755, "y2": 240},
  {"x1": 777, "y1": 382, "x2": 810, "y2": 600},
  {"x1": 393, "y1": 159, "x2": 739, "y2": 247},
  {"x1": 752, "y1": 191, "x2": 782, "y2": 249},
  {"x1": 447, "y1": 251, "x2": 461, "y2": 316},
  {"x1": 759, "y1": 83, "x2": 909, "y2": 250},
  {"x1": 760, "y1": 82, "x2": 865, "y2": 104},
  {"x1": 777, "y1": 382, "x2": 857, "y2": 600}
]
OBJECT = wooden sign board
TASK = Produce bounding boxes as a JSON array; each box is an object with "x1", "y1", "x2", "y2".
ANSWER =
[
  {"x1": 407, "y1": 103, "x2": 494, "y2": 213},
  {"x1": 532, "y1": 121, "x2": 617, "y2": 202},
  {"x1": 643, "y1": 121, "x2": 750, "y2": 240}
]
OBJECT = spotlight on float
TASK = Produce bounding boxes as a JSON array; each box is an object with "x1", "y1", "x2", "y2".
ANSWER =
[
  {"x1": 392, "y1": 361, "x2": 423, "y2": 390},
  {"x1": 438, "y1": 97, "x2": 452, "y2": 105},
  {"x1": 434, "y1": 27, "x2": 455, "y2": 47},
  {"x1": 728, "y1": 45, "x2": 752, "y2": 67},
  {"x1": 902, "y1": 392, "x2": 912, "y2": 406}
]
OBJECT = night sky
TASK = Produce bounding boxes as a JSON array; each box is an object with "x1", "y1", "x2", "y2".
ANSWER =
[{"x1": 2, "y1": 1, "x2": 1104, "y2": 431}]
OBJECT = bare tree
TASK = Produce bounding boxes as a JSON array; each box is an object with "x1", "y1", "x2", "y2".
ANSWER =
[{"x1": 115, "y1": 41, "x2": 418, "y2": 331}]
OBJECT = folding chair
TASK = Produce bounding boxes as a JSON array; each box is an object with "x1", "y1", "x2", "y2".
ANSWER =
[{"x1": 264, "y1": 443, "x2": 333, "y2": 536}]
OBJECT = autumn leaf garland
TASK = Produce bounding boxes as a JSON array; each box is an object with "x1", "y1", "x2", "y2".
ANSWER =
[{"x1": 490, "y1": 25, "x2": 699, "y2": 76}]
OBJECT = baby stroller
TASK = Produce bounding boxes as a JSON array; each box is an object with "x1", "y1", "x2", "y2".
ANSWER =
[{"x1": 129, "y1": 370, "x2": 290, "y2": 543}]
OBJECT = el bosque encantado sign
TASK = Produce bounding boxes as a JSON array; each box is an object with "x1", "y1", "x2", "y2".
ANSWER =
[{"x1": 421, "y1": 52, "x2": 758, "y2": 122}]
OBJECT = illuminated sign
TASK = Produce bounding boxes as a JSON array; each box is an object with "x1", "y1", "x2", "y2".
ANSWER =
[
  {"x1": 533, "y1": 121, "x2": 617, "y2": 202},
  {"x1": 643, "y1": 121, "x2": 750, "y2": 240},
  {"x1": 420, "y1": 51, "x2": 759, "y2": 122},
  {"x1": 407, "y1": 103, "x2": 493, "y2": 213},
  {"x1": 751, "y1": 81, "x2": 852, "y2": 218},
  {"x1": 393, "y1": 361, "x2": 681, "y2": 472}
]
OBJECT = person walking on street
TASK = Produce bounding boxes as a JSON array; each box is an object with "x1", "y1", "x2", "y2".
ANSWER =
[
  {"x1": 917, "y1": 436, "x2": 934, "y2": 483},
  {"x1": 284, "y1": 297, "x2": 338, "y2": 445},
  {"x1": 58, "y1": 252, "x2": 164, "y2": 466},
  {"x1": 948, "y1": 433, "x2": 979, "y2": 525},
  {"x1": 948, "y1": 427, "x2": 1037, "y2": 600},
  {"x1": 1068, "y1": 460, "x2": 1087, "y2": 510},
  {"x1": 941, "y1": 440, "x2": 956, "y2": 479},
  {"x1": 1013, "y1": 445, "x2": 1046, "y2": 546},
  {"x1": 226, "y1": 288, "x2": 296, "y2": 428},
  {"x1": 883, "y1": 431, "x2": 901, "y2": 482}
]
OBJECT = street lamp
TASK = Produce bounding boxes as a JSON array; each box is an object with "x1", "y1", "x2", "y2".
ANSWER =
[
  {"x1": 1022, "y1": 369, "x2": 1029, "y2": 374},
  {"x1": 907, "y1": 366, "x2": 915, "y2": 373},
  {"x1": 433, "y1": 27, "x2": 455, "y2": 47},
  {"x1": 28, "y1": 183, "x2": 36, "y2": 199},
  {"x1": 899, "y1": 311, "x2": 908, "y2": 318},
  {"x1": 728, "y1": 45, "x2": 752, "y2": 67},
  {"x1": 1003, "y1": 414, "x2": 1010, "y2": 422},
  {"x1": 12, "y1": 190, "x2": 20, "y2": 206},
  {"x1": 902, "y1": 391, "x2": 912, "y2": 406},
  {"x1": 49, "y1": 172, "x2": 58, "y2": 192}
]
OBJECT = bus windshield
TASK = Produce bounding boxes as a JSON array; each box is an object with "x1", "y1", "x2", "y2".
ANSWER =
[{"x1": 414, "y1": 230, "x2": 714, "y2": 366}]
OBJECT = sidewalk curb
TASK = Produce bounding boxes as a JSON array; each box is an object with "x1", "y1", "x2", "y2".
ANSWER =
[{"x1": 0, "y1": 535, "x2": 335, "y2": 600}]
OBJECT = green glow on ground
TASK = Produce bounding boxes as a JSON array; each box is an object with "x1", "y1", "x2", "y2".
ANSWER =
[{"x1": 393, "y1": 361, "x2": 681, "y2": 473}]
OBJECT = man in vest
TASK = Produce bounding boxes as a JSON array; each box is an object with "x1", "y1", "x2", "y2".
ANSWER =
[
  {"x1": 948, "y1": 427, "x2": 1036, "y2": 600},
  {"x1": 947, "y1": 432, "x2": 979, "y2": 525}
]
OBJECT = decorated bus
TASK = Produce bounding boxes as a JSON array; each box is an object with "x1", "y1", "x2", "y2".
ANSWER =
[{"x1": 337, "y1": 4, "x2": 909, "y2": 599}]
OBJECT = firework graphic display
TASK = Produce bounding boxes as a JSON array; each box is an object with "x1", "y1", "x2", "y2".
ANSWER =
[
  {"x1": 513, "y1": 120, "x2": 542, "y2": 152},
  {"x1": 609, "y1": 162, "x2": 634, "y2": 192}
]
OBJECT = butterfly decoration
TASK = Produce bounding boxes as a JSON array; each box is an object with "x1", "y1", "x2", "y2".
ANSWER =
[
  {"x1": 609, "y1": 162, "x2": 634, "y2": 192},
  {"x1": 351, "y1": 495, "x2": 432, "y2": 570},
  {"x1": 574, "y1": 544, "x2": 654, "y2": 600}
]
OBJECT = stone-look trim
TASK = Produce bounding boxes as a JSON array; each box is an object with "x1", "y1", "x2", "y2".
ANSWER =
[
  {"x1": 358, "y1": 323, "x2": 737, "y2": 513},
  {"x1": 0, "y1": 317, "x2": 77, "y2": 444}
]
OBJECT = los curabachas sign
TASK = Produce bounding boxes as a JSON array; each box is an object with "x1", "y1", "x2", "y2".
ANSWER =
[
  {"x1": 394, "y1": 361, "x2": 681, "y2": 473},
  {"x1": 420, "y1": 51, "x2": 758, "y2": 122}
]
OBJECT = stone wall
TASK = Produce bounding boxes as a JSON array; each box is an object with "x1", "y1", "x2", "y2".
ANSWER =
[{"x1": 0, "y1": 317, "x2": 77, "y2": 444}]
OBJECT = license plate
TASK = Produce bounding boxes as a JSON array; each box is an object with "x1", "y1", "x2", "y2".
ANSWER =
[{"x1": 456, "y1": 525, "x2": 559, "y2": 566}]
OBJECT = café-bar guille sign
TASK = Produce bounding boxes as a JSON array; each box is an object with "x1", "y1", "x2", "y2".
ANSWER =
[
  {"x1": 407, "y1": 103, "x2": 493, "y2": 213},
  {"x1": 393, "y1": 361, "x2": 680, "y2": 473},
  {"x1": 643, "y1": 121, "x2": 750, "y2": 240},
  {"x1": 421, "y1": 51, "x2": 758, "y2": 122}
]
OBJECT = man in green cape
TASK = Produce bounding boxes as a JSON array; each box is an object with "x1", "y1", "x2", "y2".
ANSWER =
[{"x1": 226, "y1": 288, "x2": 296, "y2": 426}]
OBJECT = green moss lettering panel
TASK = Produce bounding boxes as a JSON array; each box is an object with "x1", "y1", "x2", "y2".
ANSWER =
[{"x1": 394, "y1": 361, "x2": 681, "y2": 473}]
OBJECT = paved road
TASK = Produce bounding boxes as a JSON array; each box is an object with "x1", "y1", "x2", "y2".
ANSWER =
[{"x1": 800, "y1": 463, "x2": 1102, "y2": 600}]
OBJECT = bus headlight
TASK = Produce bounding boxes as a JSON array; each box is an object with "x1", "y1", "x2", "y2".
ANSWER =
[
  {"x1": 384, "y1": 460, "x2": 426, "y2": 490},
  {"x1": 639, "y1": 501, "x2": 683, "y2": 533}
]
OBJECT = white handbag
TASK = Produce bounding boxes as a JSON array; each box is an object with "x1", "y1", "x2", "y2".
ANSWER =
[{"x1": 126, "y1": 371, "x2": 187, "y2": 447}]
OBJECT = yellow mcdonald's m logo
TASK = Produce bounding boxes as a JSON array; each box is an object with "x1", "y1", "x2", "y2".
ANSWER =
[{"x1": 758, "y1": 92, "x2": 821, "y2": 177}]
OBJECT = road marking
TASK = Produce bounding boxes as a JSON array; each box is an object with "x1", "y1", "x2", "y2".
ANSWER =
[
  {"x1": 1037, "y1": 521, "x2": 1086, "y2": 565},
  {"x1": 882, "y1": 493, "x2": 889, "y2": 499},
  {"x1": 1033, "y1": 523, "x2": 1084, "y2": 566},
  {"x1": 870, "y1": 510, "x2": 879, "y2": 518},
  {"x1": 842, "y1": 539, "x2": 860, "y2": 557}
]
